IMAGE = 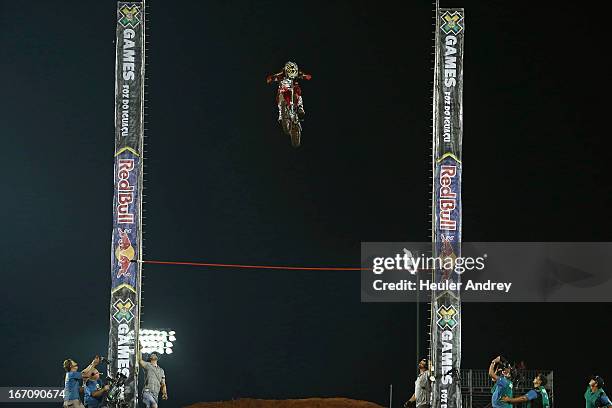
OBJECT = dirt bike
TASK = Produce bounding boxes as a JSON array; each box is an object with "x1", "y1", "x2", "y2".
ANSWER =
[{"x1": 279, "y1": 84, "x2": 302, "y2": 148}]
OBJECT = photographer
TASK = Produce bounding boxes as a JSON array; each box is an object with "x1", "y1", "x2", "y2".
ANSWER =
[
  {"x1": 404, "y1": 358, "x2": 430, "y2": 408},
  {"x1": 138, "y1": 349, "x2": 168, "y2": 407},
  {"x1": 501, "y1": 373, "x2": 550, "y2": 407},
  {"x1": 488, "y1": 356, "x2": 513, "y2": 408},
  {"x1": 585, "y1": 376, "x2": 611, "y2": 408},
  {"x1": 62, "y1": 356, "x2": 100, "y2": 408},
  {"x1": 83, "y1": 368, "x2": 110, "y2": 408}
]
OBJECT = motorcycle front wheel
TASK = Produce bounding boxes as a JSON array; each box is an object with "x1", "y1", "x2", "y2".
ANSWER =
[
  {"x1": 289, "y1": 120, "x2": 301, "y2": 148},
  {"x1": 281, "y1": 106, "x2": 301, "y2": 148}
]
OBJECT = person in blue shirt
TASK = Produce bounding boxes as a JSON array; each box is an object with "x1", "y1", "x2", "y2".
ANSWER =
[
  {"x1": 502, "y1": 373, "x2": 550, "y2": 408},
  {"x1": 62, "y1": 356, "x2": 100, "y2": 408},
  {"x1": 488, "y1": 356, "x2": 513, "y2": 408},
  {"x1": 83, "y1": 368, "x2": 110, "y2": 408}
]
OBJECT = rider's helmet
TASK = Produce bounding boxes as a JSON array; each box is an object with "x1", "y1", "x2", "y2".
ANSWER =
[{"x1": 284, "y1": 61, "x2": 299, "y2": 79}]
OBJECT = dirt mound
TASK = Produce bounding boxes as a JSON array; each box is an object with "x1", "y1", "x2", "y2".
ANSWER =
[{"x1": 186, "y1": 397, "x2": 385, "y2": 408}]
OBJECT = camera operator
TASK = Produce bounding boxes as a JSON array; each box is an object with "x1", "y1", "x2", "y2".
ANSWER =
[
  {"x1": 501, "y1": 373, "x2": 550, "y2": 407},
  {"x1": 585, "y1": 376, "x2": 611, "y2": 408},
  {"x1": 62, "y1": 356, "x2": 101, "y2": 408},
  {"x1": 404, "y1": 358, "x2": 430, "y2": 408},
  {"x1": 138, "y1": 349, "x2": 168, "y2": 407},
  {"x1": 83, "y1": 368, "x2": 110, "y2": 408},
  {"x1": 488, "y1": 356, "x2": 513, "y2": 408}
]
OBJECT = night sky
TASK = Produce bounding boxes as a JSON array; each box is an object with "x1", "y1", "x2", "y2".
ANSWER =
[{"x1": 0, "y1": 1, "x2": 609, "y2": 407}]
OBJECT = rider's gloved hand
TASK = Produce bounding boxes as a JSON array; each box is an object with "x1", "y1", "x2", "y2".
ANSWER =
[
  {"x1": 303, "y1": 74, "x2": 312, "y2": 80},
  {"x1": 266, "y1": 75, "x2": 273, "y2": 84}
]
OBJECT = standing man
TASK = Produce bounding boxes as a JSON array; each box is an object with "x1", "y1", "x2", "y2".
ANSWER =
[
  {"x1": 404, "y1": 358, "x2": 430, "y2": 408},
  {"x1": 584, "y1": 376, "x2": 611, "y2": 408},
  {"x1": 62, "y1": 356, "x2": 100, "y2": 408},
  {"x1": 83, "y1": 368, "x2": 110, "y2": 408},
  {"x1": 138, "y1": 350, "x2": 168, "y2": 407},
  {"x1": 502, "y1": 373, "x2": 550, "y2": 407},
  {"x1": 488, "y1": 356, "x2": 513, "y2": 408}
]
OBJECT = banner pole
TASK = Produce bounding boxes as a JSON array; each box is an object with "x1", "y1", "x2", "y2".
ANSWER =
[
  {"x1": 430, "y1": 4, "x2": 465, "y2": 408},
  {"x1": 108, "y1": 2, "x2": 146, "y2": 407}
]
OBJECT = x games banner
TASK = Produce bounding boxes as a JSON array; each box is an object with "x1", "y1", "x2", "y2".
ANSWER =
[
  {"x1": 108, "y1": 2, "x2": 145, "y2": 406},
  {"x1": 431, "y1": 7, "x2": 464, "y2": 408}
]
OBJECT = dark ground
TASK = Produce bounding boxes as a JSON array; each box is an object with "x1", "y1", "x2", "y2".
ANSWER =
[{"x1": 185, "y1": 398, "x2": 384, "y2": 408}]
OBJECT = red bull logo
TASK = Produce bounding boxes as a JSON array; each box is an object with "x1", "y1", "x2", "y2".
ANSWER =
[
  {"x1": 115, "y1": 228, "x2": 135, "y2": 278},
  {"x1": 439, "y1": 164, "x2": 458, "y2": 231},
  {"x1": 116, "y1": 159, "x2": 135, "y2": 224}
]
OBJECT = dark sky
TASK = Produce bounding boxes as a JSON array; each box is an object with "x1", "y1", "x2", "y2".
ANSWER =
[{"x1": 0, "y1": 1, "x2": 608, "y2": 407}]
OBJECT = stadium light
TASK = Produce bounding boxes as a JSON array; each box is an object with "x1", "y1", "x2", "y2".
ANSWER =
[{"x1": 139, "y1": 328, "x2": 176, "y2": 356}]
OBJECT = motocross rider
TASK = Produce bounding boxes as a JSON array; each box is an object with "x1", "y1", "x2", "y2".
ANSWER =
[{"x1": 266, "y1": 61, "x2": 312, "y2": 121}]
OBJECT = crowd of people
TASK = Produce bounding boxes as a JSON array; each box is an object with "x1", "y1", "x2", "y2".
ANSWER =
[
  {"x1": 402, "y1": 356, "x2": 610, "y2": 408},
  {"x1": 64, "y1": 351, "x2": 609, "y2": 407},
  {"x1": 62, "y1": 349, "x2": 167, "y2": 408}
]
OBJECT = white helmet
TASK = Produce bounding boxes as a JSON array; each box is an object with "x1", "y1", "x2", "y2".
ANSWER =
[{"x1": 284, "y1": 61, "x2": 298, "y2": 79}]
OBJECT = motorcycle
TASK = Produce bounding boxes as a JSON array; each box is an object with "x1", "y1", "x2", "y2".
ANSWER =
[{"x1": 278, "y1": 82, "x2": 302, "y2": 148}]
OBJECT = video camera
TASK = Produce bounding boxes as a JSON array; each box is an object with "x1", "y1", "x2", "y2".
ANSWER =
[
  {"x1": 494, "y1": 356, "x2": 511, "y2": 372},
  {"x1": 104, "y1": 372, "x2": 129, "y2": 408},
  {"x1": 494, "y1": 357, "x2": 522, "y2": 382}
]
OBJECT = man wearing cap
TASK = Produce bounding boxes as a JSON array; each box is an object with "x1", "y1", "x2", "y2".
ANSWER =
[
  {"x1": 138, "y1": 349, "x2": 168, "y2": 407},
  {"x1": 83, "y1": 368, "x2": 110, "y2": 408}
]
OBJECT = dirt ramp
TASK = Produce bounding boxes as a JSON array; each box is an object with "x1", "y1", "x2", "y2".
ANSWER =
[{"x1": 186, "y1": 397, "x2": 385, "y2": 408}]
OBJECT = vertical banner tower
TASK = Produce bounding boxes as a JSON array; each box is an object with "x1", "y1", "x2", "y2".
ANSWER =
[
  {"x1": 108, "y1": 2, "x2": 146, "y2": 406},
  {"x1": 430, "y1": 2, "x2": 464, "y2": 408}
]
